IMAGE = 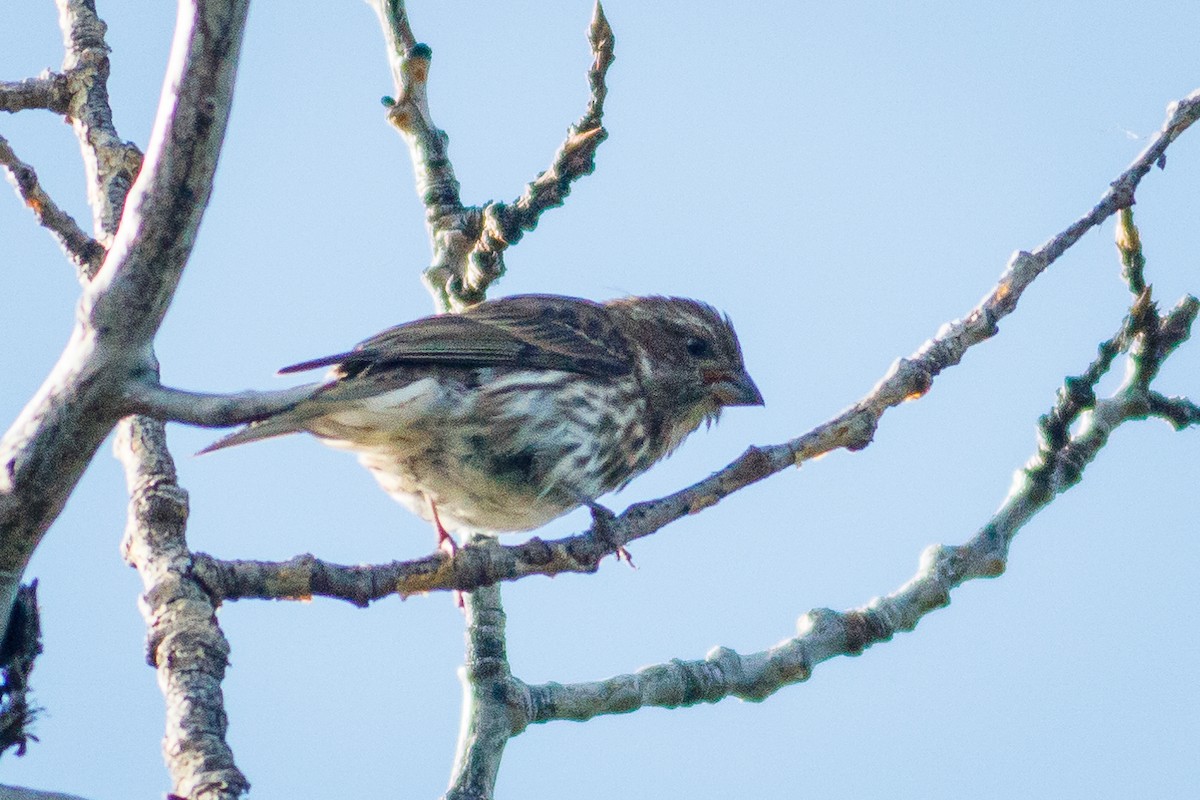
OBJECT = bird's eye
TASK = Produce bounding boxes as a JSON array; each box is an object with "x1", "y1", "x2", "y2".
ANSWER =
[{"x1": 685, "y1": 336, "x2": 713, "y2": 358}]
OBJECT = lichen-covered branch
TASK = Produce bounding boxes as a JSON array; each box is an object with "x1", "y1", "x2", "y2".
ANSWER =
[
  {"x1": 1147, "y1": 392, "x2": 1200, "y2": 428},
  {"x1": 369, "y1": 0, "x2": 616, "y2": 310},
  {"x1": 116, "y1": 417, "x2": 248, "y2": 800},
  {"x1": 2, "y1": 3, "x2": 257, "y2": 793},
  {"x1": 1116, "y1": 207, "x2": 1147, "y2": 296},
  {"x1": 0, "y1": 134, "x2": 105, "y2": 279},
  {"x1": 2, "y1": 2, "x2": 143, "y2": 254},
  {"x1": 787, "y1": 91, "x2": 1199, "y2": 459},
  {"x1": 191, "y1": 462, "x2": 785, "y2": 602},
  {"x1": 192, "y1": 521, "x2": 638, "y2": 604},
  {"x1": 0, "y1": 73, "x2": 70, "y2": 115},
  {"x1": 369, "y1": 0, "x2": 464, "y2": 312},
  {"x1": 465, "y1": 3, "x2": 614, "y2": 301},
  {"x1": 55, "y1": 0, "x2": 143, "y2": 243},
  {"x1": 443, "y1": 582, "x2": 515, "y2": 800},
  {"x1": 509, "y1": 3, "x2": 614, "y2": 225}
]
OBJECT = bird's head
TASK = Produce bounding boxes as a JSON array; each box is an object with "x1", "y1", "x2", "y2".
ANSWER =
[{"x1": 607, "y1": 296, "x2": 763, "y2": 450}]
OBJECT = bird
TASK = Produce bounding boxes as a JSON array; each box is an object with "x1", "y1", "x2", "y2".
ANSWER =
[{"x1": 201, "y1": 293, "x2": 763, "y2": 551}]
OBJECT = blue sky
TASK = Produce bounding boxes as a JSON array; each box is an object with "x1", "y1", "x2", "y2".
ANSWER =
[{"x1": 2, "y1": 2, "x2": 1198, "y2": 798}]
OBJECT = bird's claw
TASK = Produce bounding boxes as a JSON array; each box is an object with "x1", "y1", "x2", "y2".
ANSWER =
[{"x1": 586, "y1": 501, "x2": 635, "y2": 569}]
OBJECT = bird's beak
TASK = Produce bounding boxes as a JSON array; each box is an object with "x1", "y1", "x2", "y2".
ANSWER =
[{"x1": 706, "y1": 370, "x2": 765, "y2": 407}]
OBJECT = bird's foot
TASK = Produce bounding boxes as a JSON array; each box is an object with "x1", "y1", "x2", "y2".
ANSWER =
[{"x1": 586, "y1": 501, "x2": 635, "y2": 569}]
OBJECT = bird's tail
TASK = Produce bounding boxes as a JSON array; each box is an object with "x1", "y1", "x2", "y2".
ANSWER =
[{"x1": 197, "y1": 414, "x2": 311, "y2": 455}]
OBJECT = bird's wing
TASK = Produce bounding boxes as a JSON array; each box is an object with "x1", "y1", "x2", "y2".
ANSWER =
[{"x1": 278, "y1": 294, "x2": 633, "y2": 378}]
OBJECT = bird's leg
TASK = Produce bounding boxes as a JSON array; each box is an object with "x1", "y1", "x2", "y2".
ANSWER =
[
  {"x1": 585, "y1": 500, "x2": 635, "y2": 568},
  {"x1": 427, "y1": 497, "x2": 459, "y2": 556},
  {"x1": 427, "y1": 497, "x2": 466, "y2": 609}
]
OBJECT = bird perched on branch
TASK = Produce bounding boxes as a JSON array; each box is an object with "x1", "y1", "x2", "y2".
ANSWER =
[{"x1": 202, "y1": 294, "x2": 762, "y2": 550}]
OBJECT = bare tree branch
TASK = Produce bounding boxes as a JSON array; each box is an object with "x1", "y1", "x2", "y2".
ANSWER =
[
  {"x1": 55, "y1": 0, "x2": 143, "y2": 244},
  {"x1": 0, "y1": 74, "x2": 70, "y2": 115},
  {"x1": 116, "y1": 417, "x2": 248, "y2": 800},
  {"x1": 444, "y1": 582, "x2": 513, "y2": 800},
  {"x1": 193, "y1": 520, "x2": 629, "y2": 603},
  {"x1": 1146, "y1": 392, "x2": 1200, "y2": 428},
  {"x1": 0, "y1": 134, "x2": 105, "y2": 279},
  {"x1": 464, "y1": 3, "x2": 615, "y2": 303},
  {"x1": 369, "y1": 0, "x2": 465, "y2": 311},
  {"x1": 509, "y1": 2, "x2": 613, "y2": 226},
  {"x1": 328, "y1": 11, "x2": 616, "y2": 797},
  {"x1": 369, "y1": 0, "x2": 616, "y2": 310},
  {"x1": 126, "y1": 381, "x2": 322, "y2": 429},
  {"x1": 0, "y1": 0, "x2": 249, "y2": 650}
]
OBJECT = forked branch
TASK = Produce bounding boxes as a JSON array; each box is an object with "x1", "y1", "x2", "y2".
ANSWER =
[{"x1": 369, "y1": 0, "x2": 616, "y2": 311}]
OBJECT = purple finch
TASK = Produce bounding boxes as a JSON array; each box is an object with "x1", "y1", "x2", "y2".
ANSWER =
[{"x1": 202, "y1": 294, "x2": 762, "y2": 547}]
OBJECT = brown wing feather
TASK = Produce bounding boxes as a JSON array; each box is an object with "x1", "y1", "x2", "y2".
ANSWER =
[{"x1": 278, "y1": 294, "x2": 633, "y2": 378}]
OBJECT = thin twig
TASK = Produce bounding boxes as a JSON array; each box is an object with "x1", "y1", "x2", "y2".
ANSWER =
[
  {"x1": 0, "y1": 134, "x2": 105, "y2": 279},
  {"x1": 369, "y1": 0, "x2": 617, "y2": 310},
  {"x1": 466, "y1": 2, "x2": 616, "y2": 302},
  {"x1": 1116, "y1": 207, "x2": 1146, "y2": 296},
  {"x1": 368, "y1": 0, "x2": 466, "y2": 312}
]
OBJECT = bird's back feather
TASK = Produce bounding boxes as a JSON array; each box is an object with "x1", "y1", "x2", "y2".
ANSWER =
[{"x1": 277, "y1": 295, "x2": 634, "y2": 379}]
